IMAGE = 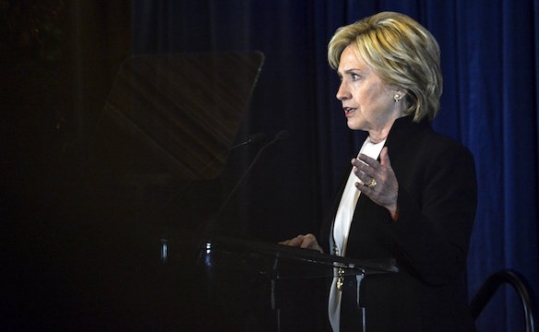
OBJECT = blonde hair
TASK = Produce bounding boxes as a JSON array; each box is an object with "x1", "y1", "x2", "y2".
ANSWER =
[{"x1": 328, "y1": 12, "x2": 442, "y2": 122}]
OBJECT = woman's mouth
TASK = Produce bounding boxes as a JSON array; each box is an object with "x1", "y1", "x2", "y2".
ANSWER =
[{"x1": 344, "y1": 107, "x2": 356, "y2": 117}]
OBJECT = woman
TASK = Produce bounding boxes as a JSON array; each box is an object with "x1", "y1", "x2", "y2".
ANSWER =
[{"x1": 281, "y1": 12, "x2": 477, "y2": 331}]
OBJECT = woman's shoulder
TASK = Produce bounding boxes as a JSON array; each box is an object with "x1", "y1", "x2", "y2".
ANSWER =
[{"x1": 388, "y1": 117, "x2": 472, "y2": 157}]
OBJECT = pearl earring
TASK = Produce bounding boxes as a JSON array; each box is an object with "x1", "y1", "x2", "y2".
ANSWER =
[{"x1": 394, "y1": 94, "x2": 401, "y2": 102}]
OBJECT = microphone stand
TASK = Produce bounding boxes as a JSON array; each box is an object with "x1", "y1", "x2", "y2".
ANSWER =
[{"x1": 201, "y1": 130, "x2": 289, "y2": 234}]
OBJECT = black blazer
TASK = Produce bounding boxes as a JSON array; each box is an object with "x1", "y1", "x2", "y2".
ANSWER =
[{"x1": 321, "y1": 116, "x2": 478, "y2": 331}]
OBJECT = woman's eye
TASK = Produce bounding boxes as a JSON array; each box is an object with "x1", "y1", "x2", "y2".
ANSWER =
[{"x1": 351, "y1": 73, "x2": 361, "y2": 81}]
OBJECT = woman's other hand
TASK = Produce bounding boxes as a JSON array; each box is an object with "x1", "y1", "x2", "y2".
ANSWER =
[{"x1": 279, "y1": 233, "x2": 324, "y2": 253}]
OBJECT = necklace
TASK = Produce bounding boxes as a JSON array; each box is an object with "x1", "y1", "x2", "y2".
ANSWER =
[{"x1": 333, "y1": 243, "x2": 345, "y2": 291}]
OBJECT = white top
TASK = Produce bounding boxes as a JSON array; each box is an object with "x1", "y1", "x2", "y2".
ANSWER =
[{"x1": 328, "y1": 137, "x2": 386, "y2": 332}]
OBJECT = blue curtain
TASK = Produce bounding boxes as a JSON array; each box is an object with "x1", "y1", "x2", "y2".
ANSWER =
[{"x1": 132, "y1": 1, "x2": 539, "y2": 330}]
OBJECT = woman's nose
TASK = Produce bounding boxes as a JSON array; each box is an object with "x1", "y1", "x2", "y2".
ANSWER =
[{"x1": 336, "y1": 82, "x2": 350, "y2": 100}]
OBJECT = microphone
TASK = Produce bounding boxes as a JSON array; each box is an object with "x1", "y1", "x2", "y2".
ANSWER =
[
  {"x1": 158, "y1": 132, "x2": 266, "y2": 212},
  {"x1": 230, "y1": 132, "x2": 266, "y2": 150},
  {"x1": 205, "y1": 130, "x2": 289, "y2": 231},
  {"x1": 181, "y1": 132, "x2": 265, "y2": 184},
  {"x1": 273, "y1": 130, "x2": 289, "y2": 142}
]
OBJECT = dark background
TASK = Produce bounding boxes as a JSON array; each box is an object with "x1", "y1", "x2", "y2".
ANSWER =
[{"x1": 1, "y1": 0, "x2": 538, "y2": 331}]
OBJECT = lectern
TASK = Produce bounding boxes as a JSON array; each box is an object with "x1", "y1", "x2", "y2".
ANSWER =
[{"x1": 160, "y1": 231, "x2": 398, "y2": 331}]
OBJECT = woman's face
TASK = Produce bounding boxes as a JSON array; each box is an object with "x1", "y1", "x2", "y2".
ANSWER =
[{"x1": 336, "y1": 45, "x2": 403, "y2": 137}]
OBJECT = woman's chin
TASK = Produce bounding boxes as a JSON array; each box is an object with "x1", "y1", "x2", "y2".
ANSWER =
[{"x1": 346, "y1": 119, "x2": 365, "y2": 131}]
